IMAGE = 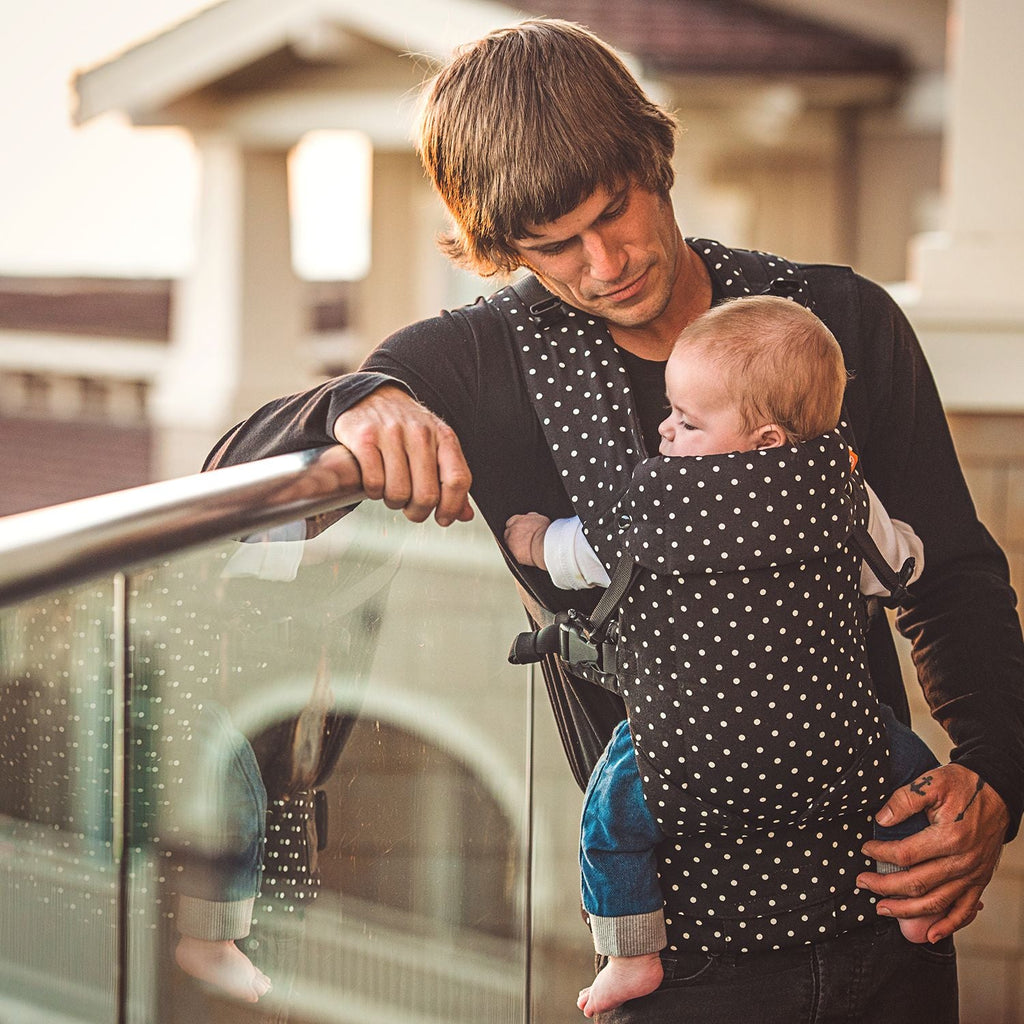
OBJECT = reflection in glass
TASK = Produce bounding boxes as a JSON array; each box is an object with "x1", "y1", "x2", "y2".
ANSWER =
[
  {"x1": 0, "y1": 491, "x2": 575, "y2": 1023},
  {"x1": 120, "y1": 504, "x2": 530, "y2": 1023}
]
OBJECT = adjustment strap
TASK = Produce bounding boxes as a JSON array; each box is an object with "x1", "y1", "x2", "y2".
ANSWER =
[
  {"x1": 588, "y1": 553, "x2": 639, "y2": 638},
  {"x1": 510, "y1": 275, "x2": 568, "y2": 329},
  {"x1": 848, "y1": 523, "x2": 916, "y2": 608}
]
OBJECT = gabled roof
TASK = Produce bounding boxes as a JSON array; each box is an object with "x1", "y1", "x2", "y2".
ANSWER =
[
  {"x1": 75, "y1": 0, "x2": 907, "y2": 127},
  {"x1": 74, "y1": 0, "x2": 526, "y2": 124}
]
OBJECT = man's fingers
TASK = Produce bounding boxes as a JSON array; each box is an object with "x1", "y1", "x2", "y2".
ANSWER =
[
  {"x1": 346, "y1": 432, "x2": 388, "y2": 501},
  {"x1": 861, "y1": 871, "x2": 964, "y2": 924},
  {"x1": 332, "y1": 386, "x2": 472, "y2": 526},
  {"x1": 372, "y1": 425, "x2": 418, "y2": 513},
  {"x1": 857, "y1": 844, "x2": 964, "y2": 903},
  {"x1": 857, "y1": 829, "x2": 970, "y2": 926},
  {"x1": 388, "y1": 419, "x2": 438, "y2": 521},
  {"x1": 861, "y1": 824, "x2": 959, "y2": 871},
  {"x1": 924, "y1": 886, "x2": 986, "y2": 943},
  {"x1": 874, "y1": 769, "x2": 939, "y2": 828},
  {"x1": 433, "y1": 424, "x2": 473, "y2": 526}
]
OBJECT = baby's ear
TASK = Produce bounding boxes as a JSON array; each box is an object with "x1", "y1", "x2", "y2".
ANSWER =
[{"x1": 755, "y1": 425, "x2": 787, "y2": 449}]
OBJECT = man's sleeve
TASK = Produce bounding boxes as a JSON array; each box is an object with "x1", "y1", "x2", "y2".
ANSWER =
[
  {"x1": 202, "y1": 372, "x2": 408, "y2": 471},
  {"x1": 849, "y1": 274, "x2": 1024, "y2": 839},
  {"x1": 202, "y1": 312, "x2": 479, "y2": 473}
]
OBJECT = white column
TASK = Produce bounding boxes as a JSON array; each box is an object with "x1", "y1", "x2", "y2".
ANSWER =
[
  {"x1": 903, "y1": 0, "x2": 1024, "y2": 410},
  {"x1": 151, "y1": 135, "x2": 311, "y2": 479},
  {"x1": 352, "y1": 148, "x2": 466, "y2": 364},
  {"x1": 911, "y1": 0, "x2": 1024, "y2": 305}
]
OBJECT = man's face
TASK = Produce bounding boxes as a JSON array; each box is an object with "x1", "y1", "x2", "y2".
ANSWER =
[{"x1": 511, "y1": 184, "x2": 682, "y2": 330}]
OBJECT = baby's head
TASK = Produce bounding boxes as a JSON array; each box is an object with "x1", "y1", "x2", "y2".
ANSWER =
[{"x1": 658, "y1": 295, "x2": 847, "y2": 458}]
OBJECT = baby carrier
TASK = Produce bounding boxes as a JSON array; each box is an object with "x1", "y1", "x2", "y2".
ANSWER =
[
  {"x1": 495, "y1": 241, "x2": 916, "y2": 951},
  {"x1": 510, "y1": 433, "x2": 915, "y2": 832}
]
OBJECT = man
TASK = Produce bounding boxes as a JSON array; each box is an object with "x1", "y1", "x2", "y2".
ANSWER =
[{"x1": 206, "y1": 19, "x2": 1024, "y2": 1020}]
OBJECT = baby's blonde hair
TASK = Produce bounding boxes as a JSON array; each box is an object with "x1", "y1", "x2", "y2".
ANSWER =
[{"x1": 673, "y1": 296, "x2": 847, "y2": 443}]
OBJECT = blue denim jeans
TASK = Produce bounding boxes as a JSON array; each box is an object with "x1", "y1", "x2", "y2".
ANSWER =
[
  {"x1": 875, "y1": 702, "x2": 940, "y2": 842},
  {"x1": 580, "y1": 708, "x2": 939, "y2": 918},
  {"x1": 183, "y1": 702, "x2": 267, "y2": 904},
  {"x1": 595, "y1": 917, "x2": 958, "y2": 1023},
  {"x1": 580, "y1": 718, "x2": 665, "y2": 919}
]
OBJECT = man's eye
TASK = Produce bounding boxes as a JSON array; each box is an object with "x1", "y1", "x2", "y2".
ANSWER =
[
  {"x1": 602, "y1": 195, "x2": 629, "y2": 221},
  {"x1": 681, "y1": 419, "x2": 698, "y2": 431}
]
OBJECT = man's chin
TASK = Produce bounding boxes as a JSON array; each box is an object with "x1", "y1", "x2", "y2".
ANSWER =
[
  {"x1": 602, "y1": 281, "x2": 673, "y2": 329},
  {"x1": 601, "y1": 299, "x2": 668, "y2": 331},
  {"x1": 535, "y1": 273, "x2": 667, "y2": 327}
]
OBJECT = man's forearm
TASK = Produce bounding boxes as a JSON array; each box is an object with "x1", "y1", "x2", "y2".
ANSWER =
[
  {"x1": 203, "y1": 372, "x2": 408, "y2": 471},
  {"x1": 898, "y1": 568, "x2": 1024, "y2": 839}
]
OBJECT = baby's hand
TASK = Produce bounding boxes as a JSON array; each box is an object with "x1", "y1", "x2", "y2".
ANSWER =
[{"x1": 504, "y1": 513, "x2": 551, "y2": 570}]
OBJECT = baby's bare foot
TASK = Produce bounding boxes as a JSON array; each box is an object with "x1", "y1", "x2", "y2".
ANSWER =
[
  {"x1": 175, "y1": 936, "x2": 272, "y2": 1003},
  {"x1": 875, "y1": 861, "x2": 945, "y2": 945},
  {"x1": 577, "y1": 952, "x2": 663, "y2": 1018},
  {"x1": 898, "y1": 913, "x2": 944, "y2": 944}
]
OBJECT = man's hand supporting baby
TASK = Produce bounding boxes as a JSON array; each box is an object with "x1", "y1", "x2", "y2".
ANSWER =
[{"x1": 858, "y1": 763, "x2": 1008, "y2": 942}]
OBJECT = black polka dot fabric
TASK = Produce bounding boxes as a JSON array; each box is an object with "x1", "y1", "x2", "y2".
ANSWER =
[
  {"x1": 613, "y1": 436, "x2": 885, "y2": 822},
  {"x1": 613, "y1": 439, "x2": 889, "y2": 949},
  {"x1": 498, "y1": 243, "x2": 888, "y2": 952}
]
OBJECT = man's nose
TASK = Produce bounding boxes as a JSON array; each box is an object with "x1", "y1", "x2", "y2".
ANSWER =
[
  {"x1": 658, "y1": 416, "x2": 672, "y2": 439},
  {"x1": 582, "y1": 231, "x2": 626, "y2": 283}
]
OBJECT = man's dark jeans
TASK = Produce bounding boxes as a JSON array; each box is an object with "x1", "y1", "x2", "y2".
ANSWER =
[{"x1": 596, "y1": 918, "x2": 958, "y2": 1023}]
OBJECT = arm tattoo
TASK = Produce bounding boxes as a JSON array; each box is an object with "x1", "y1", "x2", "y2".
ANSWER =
[{"x1": 954, "y1": 777, "x2": 986, "y2": 822}]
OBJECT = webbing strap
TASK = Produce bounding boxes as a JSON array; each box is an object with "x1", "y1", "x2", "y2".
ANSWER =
[
  {"x1": 848, "y1": 523, "x2": 916, "y2": 607},
  {"x1": 587, "y1": 553, "x2": 638, "y2": 639}
]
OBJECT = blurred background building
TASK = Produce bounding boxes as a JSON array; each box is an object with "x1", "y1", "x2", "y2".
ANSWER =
[{"x1": 1, "y1": 1, "x2": 1023, "y2": 1020}]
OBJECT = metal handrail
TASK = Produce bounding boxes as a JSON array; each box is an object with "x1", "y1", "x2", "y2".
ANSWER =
[{"x1": 0, "y1": 446, "x2": 365, "y2": 606}]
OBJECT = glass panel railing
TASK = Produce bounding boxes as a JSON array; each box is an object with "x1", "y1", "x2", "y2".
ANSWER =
[
  {"x1": 0, "y1": 578, "x2": 120, "y2": 1024},
  {"x1": 125, "y1": 502, "x2": 534, "y2": 1023},
  {"x1": 0, "y1": 448, "x2": 600, "y2": 1024},
  {"x1": 2, "y1": 496, "x2": 537, "y2": 1024},
  {"x1": 528, "y1": 682, "x2": 597, "y2": 1024}
]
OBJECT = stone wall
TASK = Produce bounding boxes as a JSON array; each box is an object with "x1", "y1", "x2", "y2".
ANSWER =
[{"x1": 905, "y1": 412, "x2": 1024, "y2": 1024}]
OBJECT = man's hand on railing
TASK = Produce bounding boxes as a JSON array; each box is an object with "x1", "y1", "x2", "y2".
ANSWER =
[{"x1": 333, "y1": 385, "x2": 473, "y2": 526}]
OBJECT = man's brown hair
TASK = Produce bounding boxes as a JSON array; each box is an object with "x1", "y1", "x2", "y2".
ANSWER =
[
  {"x1": 416, "y1": 19, "x2": 677, "y2": 276},
  {"x1": 674, "y1": 296, "x2": 848, "y2": 443}
]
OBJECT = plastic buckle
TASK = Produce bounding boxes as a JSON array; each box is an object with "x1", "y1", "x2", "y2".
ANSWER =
[
  {"x1": 559, "y1": 610, "x2": 617, "y2": 675},
  {"x1": 891, "y1": 556, "x2": 916, "y2": 605},
  {"x1": 559, "y1": 610, "x2": 599, "y2": 666},
  {"x1": 528, "y1": 296, "x2": 566, "y2": 329}
]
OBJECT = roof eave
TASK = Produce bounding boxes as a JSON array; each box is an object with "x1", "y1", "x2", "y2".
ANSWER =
[{"x1": 73, "y1": 0, "x2": 528, "y2": 125}]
